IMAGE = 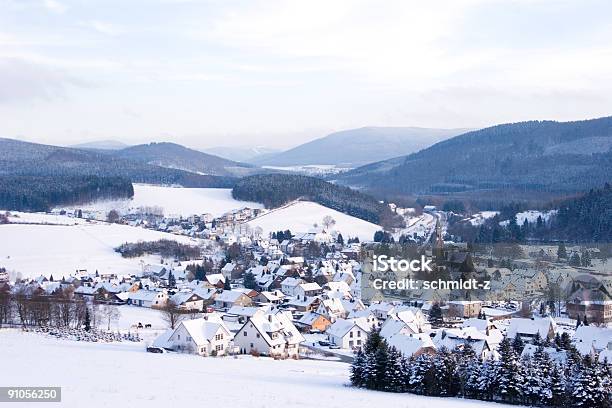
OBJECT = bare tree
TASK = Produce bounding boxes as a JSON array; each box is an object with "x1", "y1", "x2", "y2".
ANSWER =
[
  {"x1": 161, "y1": 300, "x2": 183, "y2": 329},
  {"x1": 101, "y1": 305, "x2": 121, "y2": 331},
  {"x1": 322, "y1": 216, "x2": 336, "y2": 230}
]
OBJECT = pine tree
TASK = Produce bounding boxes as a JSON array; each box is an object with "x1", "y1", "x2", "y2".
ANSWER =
[
  {"x1": 409, "y1": 354, "x2": 432, "y2": 395},
  {"x1": 569, "y1": 356, "x2": 608, "y2": 407},
  {"x1": 168, "y1": 271, "x2": 176, "y2": 288},
  {"x1": 511, "y1": 335, "x2": 525, "y2": 354},
  {"x1": 223, "y1": 278, "x2": 231, "y2": 290},
  {"x1": 363, "y1": 326, "x2": 384, "y2": 355},
  {"x1": 494, "y1": 337, "x2": 523, "y2": 403},
  {"x1": 372, "y1": 343, "x2": 389, "y2": 391},
  {"x1": 384, "y1": 346, "x2": 404, "y2": 392},
  {"x1": 549, "y1": 362, "x2": 566, "y2": 407},
  {"x1": 350, "y1": 350, "x2": 366, "y2": 387},
  {"x1": 557, "y1": 242, "x2": 567, "y2": 259},
  {"x1": 84, "y1": 309, "x2": 91, "y2": 332}
]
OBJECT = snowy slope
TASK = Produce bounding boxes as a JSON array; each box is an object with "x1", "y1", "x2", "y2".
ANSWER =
[
  {"x1": 0, "y1": 222, "x2": 200, "y2": 280},
  {"x1": 55, "y1": 184, "x2": 263, "y2": 218},
  {"x1": 499, "y1": 210, "x2": 557, "y2": 226},
  {"x1": 247, "y1": 201, "x2": 381, "y2": 241},
  {"x1": 0, "y1": 330, "x2": 500, "y2": 408}
]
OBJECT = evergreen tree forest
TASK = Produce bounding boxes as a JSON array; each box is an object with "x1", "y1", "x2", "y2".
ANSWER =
[
  {"x1": 351, "y1": 328, "x2": 611, "y2": 407},
  {"x1": 0, "y1": 175, "x2": 134, "y2": 212}
]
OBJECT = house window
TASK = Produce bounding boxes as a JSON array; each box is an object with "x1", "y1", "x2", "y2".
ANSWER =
[
  {"x1": 357, "y1": 331, "x2": 361, "y2": 337},
  {"x1": 256, "y1": 333, "x2": 260, "y2": 338},
  {"x1": 350, "y1": 331, "x2": 353, "y2": 338},
  {"x1": 250, "y1": 343, "x2": 254, "y2": 348},
  {"x1": 187, "y1": 336, "x2": 192, "y2": 342},
  {"x1": 349, "y1": 341, "x2": 353, "y2": 348},
  {"x1": 244, "y1": 331, "x2": 247, "y2": 336}
]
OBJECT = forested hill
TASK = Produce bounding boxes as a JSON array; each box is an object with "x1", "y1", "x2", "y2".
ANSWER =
[
  {"x1": 0, "y1": 175, "x2": 134, "y2": 212},
  {"x1": 112, "y1": 142, "x2": 258, "y2": 177},
  {"x1": 552, "y1": 183, "x2": 612, "y2": 242},
  {"x1": 335, "y1": 117, "x2": 612, "y2": 196},
  {"x1": 0, "y1": 138, "x2": 235, "y2": 188},
  {"x1": 0, "y1": 138, "x2": 235, "y2": 211},
  {"x1": 232, "y1": 174, "x2": 402, "y2": 227}
]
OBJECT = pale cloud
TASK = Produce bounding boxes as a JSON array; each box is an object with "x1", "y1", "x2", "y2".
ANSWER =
[
  {"x1": 0, "y1": 0, "x2": 611, "y2": 148},
  {"x1": 43, "y1": 0, "x2": 66, "y2": 13}
]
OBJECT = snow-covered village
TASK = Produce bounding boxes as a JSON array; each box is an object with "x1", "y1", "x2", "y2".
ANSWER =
[
  {"x1": 1, "y1": 183, "x2": 610, "y2": 407},
  {"x1": 2, "y1": 1, "x2": 612, "y2": 407}
]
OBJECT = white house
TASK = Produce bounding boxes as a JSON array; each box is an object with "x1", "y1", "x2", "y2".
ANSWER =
[
  {"x1": 214, "y1": 290, "x2": 252, "y2": 310},
  {"x1": 234, "y1": 310, "x2": 304, "y2": 358},
  {"x1": 154, "y1": 315, "x2": 233, "y2": 356},
  {"x1": 507, "y1": 317, "x2": 557, "y2": 341},
  {"x1": 280, "y1": 277, "x2": 303, "y2": 296},
  {"x1": 128, "y1": 290, "x2": 168, "y2": 308},
  {"x1": 326, "y1": 318, "x2": 370, "y2": 350},
  {"x1": 295, "y1": 282, "x2": 322, "y2": 298},
  {"x1": 170, "y1": 291, "x2": 205, "y2": 311}
]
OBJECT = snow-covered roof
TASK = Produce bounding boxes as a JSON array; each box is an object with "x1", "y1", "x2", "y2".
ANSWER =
[
  {"x1": 129, "y1": 289, "x2": 166, "y2": 302},
  {"x1": 387, "y1": 333, "x2": 435, "y2": 356},
  {"x1": 215, "y1": 290, "x2": 247, "y2": 303},
  {"x1": 179, "y1": 318, "x2": 232, "y2": 345},
  {"x1": 326, "y1": 318, "x2": 369, "y2": 338},
  {"x1": 206, "y1": 273, "x2": 225, "y2": 285},
  {"x1": 298, "y1": 282, "x2": 322, "y2": 292},
  {"x1": 574, "y1": 325, "x2": 612, "y2": 352},
  {"x1": 507, "y1": 317, "x2": 555, "y2": 338},
  {"x1": 281, "y1": 277, "x2": 302, "y2": 287}
]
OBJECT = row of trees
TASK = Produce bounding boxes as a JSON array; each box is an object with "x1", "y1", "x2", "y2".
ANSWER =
[
  {"x1": 351, "y1": 328, "x2": 611, "y2": 407},
  {"x1": 0, "y1": 285, "x2": 120, "y2": 331},
  {"x1": 115, "y1": 239, "x2": 201, "y2": 260}
]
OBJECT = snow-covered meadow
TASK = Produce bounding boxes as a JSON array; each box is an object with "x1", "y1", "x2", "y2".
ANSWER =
[
  {"x1": 55, "y1": 184, "x2": 264, "y2": 218},
  {"x1": 247, "y1": 201, "x2": 381, "y2": 241},
  {"x1": 0, "y1": 219, "x2": 200, "y2": 280},
  {"x1": 0, "y1": 330, "x2": 498, "y2": 408}
]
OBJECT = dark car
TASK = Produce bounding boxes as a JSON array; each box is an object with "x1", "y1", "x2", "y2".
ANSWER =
[{"x1": 146, "y1": 347, "x2": 166, "y2": 354}]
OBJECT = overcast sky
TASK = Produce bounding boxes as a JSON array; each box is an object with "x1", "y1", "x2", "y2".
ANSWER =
[{"x1": 1, "y1": 0, "x2": 611, "y2": 149}]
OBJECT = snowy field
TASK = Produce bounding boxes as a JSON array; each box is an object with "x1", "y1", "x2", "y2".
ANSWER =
[
  {"x1": 247, "y1": 201, "x2": 381, "y2": 241},
  {"x1": 0, "y1": 329, "x2": 497, "y2": 408},
  {"x1": 0, "y1": 221, "x2": 200, "y2": 280},
  {"x1": 55, "y1": 184, "x2": 264, "y2": 218}
]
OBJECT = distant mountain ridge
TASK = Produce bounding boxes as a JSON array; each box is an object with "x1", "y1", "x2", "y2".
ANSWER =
[
  {"x1": 71, "y1": 140, "x2": 129, "y2": 150},
  {"x1": 111, "y1": 142, "x2": 258, "y2": 177},
  {"x1": 253, "y1": 127, "x2": 471, "y2": 167},
  {"x1": 0, "y1": 138, "x2": 235, "y2": 188},
  {"x1": 334, "y1": 117, "x2": 612, "y2": 196},
  {"x1": 203, "y1": 146, "x2": 281, "y2": 162}
]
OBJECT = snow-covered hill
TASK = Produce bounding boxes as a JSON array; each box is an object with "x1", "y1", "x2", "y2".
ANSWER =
[
  {"x1": 55, "y1": 184, "x2": 263, "y2": 218},
  {"x1": 247, "y1": 201, "x2": 381, "y2": 241},
  {"x1": 0, "y1": 330, "x2": 496, "y2": 408},
  {"x1": 0, "y1": 220, "x2": 200, "y2": 280}
]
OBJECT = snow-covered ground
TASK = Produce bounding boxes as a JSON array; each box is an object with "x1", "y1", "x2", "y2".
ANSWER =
[
  {"x1": 464, "y1": 211, "x2": 499, "y2": 226},
  {"x1": 247, "y1": 201, "x2": 381, "y2": 241},
  {"x1": 500, "y1": 210, "x2": 557, "y2": 226},
  {"x1": 54, "y1": 184, "x2": 263, "y2": 218},
  {"x1": 262, "y1": 164, "x2": 352, "y2": 176},
  {"x1": 394, "y1": 212, "x2": 436, "y2": 240},
  {"x1": 0, "y1": 222, "x2": 200, "y2": 280},
  {"x1": 0, "y1": 329, "x2": 497, "y2": 408}
]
